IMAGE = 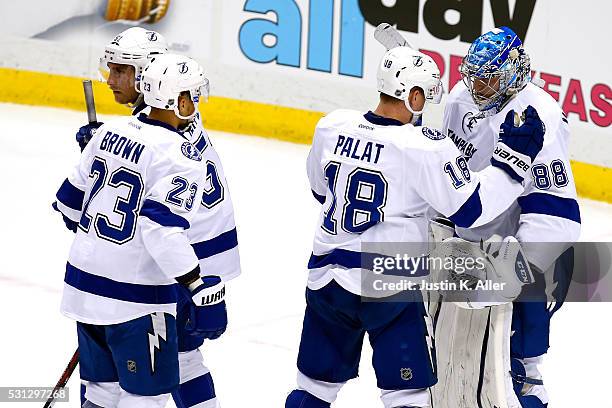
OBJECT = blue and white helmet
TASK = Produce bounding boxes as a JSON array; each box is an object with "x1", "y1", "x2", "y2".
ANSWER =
[{"x1": 460, "y1": 26, "x2": 531, "y2": 112}]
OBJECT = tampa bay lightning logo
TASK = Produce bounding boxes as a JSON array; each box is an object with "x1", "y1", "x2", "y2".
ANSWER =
[
  {"x1": 413, "y1": 55, "x2": 423, "y2": 67},
  {"x1": 177, "y1": 62, "x2": 189, "y2": 74},
  {"x1": 146, "y1": 31, "x2": 158, "y2": 41},
  {"x1": 461, "y1": 111, "x2": 484, "y2": 134},
  {"x1": 181, "y1": 142, "x2": 202, "y2": 161},
  {"x1": 421, "y1": 127, "x2": 446, "y2": 140},
  {"x1": 111, "y1": 35, "x2": 122, "y2": 46}
]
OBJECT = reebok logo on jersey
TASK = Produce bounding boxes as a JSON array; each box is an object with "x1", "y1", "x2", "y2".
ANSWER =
[
  {"x1": 181, "y1": 142, "x2": 202, "y2": 161},
  {"x1": 493, "y1": 146, "x2": 530, "y2": 172}
]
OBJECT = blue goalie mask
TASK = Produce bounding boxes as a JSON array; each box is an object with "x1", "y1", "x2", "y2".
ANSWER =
[{"x1": 460, "y1": 26, "x2": 531, "y2": 112}]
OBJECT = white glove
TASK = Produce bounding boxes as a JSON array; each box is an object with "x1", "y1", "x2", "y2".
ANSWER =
[{"x1": 429, "y1": 235, "x2": 535, "y2": 309}]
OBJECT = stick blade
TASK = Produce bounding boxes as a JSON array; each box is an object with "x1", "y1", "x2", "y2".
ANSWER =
[{"x1": 373, "y1": 23, "x2": 412, "y2": 50}]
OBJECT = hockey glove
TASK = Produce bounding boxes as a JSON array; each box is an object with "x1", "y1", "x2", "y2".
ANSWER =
[
  {"x1": 491, "y1": 105, "x2": 544, "y2": 183},
  {"x1": 51, "y1": 201, "x2": 78, "y2": 233},
  {"x1": 429, "y1": 235, "x2": 534, "y2": 309},
  {"x1": 76, "y1": 122, "x2": 103, "y2": 151},
  {"x1": 177, "y1": 268, "x2": 227, "y2": 340}
]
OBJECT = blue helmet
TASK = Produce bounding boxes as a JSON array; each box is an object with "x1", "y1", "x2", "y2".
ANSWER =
[{"x1": 460, "y1": 26, "x2": 531, "y2": 112}]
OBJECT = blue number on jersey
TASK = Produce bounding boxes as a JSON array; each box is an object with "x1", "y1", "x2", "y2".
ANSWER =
[
  {"x1": 79, "y1": 157, "x2": 108, "y2": 232},
  {"x1": 202, "y1": 161, "x2": 224, "y2": 208},
  {"x1": 444, "y1": 156, "x2": 471, "y2": 189},
  {"x1": 321, "y1": 162, "x2": 388, "y2": 234},
  {"x1": 322, "y1": 161, "x2": 340, "y2": 234},
  {"x1": 532, "y1": 160, "x2": 569, "y2": 190},
  {"x1": 166, "y1": 177, "x2": 189, "y2": 206},
  {"x1": 95, "y1": 168, "x2": 143, "y2": 244},
  {"x1": 78, "y1": 156, "x2": 144, "y2": 244},
  {"x1": 342, "y1": 168, "x2": 388, "y2": 233}
]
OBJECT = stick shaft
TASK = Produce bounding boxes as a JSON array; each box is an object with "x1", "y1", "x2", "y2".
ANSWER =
[
  {"x1": 42, "y1": 349, "x2": 79, "y2": 408},
  {"x1": 82, "y1": 80, "x2": 97, "y2": 123}
]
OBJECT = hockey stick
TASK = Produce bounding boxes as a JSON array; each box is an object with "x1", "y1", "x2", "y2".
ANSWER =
[
  {"x1": 82, "y1": 79, "x2": 98, "y2": 123},
  {"x1": 81, "y1": 79, "x2": 99, "y2": 145},
  {"x1": 373, "y1": 23, "x2": 413, "y2": 50},
  {"x1": 42, "y1": 349, "x2": 79, "y2": 408}
]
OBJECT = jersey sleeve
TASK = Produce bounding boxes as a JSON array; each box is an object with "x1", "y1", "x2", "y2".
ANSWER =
[
  {"x1": 306, "y1": 124, "x2": 327, "y2": 204},
  {"x1": 139, "y1": 153, "x2": 205, "y2": 279},
  {"x1": 416, "y1": 136, "x2": 523, "y2": 228},
  {"x1": 54, "y1": 135, "x2": 98, "y2": 222},
  {"x1": 516, "y1": 115, "x2": 581, "y2": 271}
]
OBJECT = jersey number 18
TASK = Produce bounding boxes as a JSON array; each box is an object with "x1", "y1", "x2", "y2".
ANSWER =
[{"x1": 322, "y1": 161, "x2": 388, "y2": 234}]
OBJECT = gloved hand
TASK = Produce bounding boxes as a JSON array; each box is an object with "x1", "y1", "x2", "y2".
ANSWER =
[
  {"x1": 491, "y1": 105, "x2": 545, "y2": 183},
  {"x1": 76, "y1": 122, "x2": 103, "y2": 151},
  {"x1": 52, "y1": 201, "x2": 78, "y2": 233},
  {"x1": 179, "y1": 275, "x2": 227, "y2": 340}
]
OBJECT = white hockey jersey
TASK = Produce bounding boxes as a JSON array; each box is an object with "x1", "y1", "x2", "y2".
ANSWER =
[
  {"x1": 136, "y1": 104, "x2": 241, "y2": 281},
  {"x1": 443, "y1": 82, "x2": 581, "y2": 271},
  {"x1": 306, "y1": 109, "x2": 527, "y2": 296},
  {"x1": 55, "y1": 114, "x2": 205, "y2": 324}
]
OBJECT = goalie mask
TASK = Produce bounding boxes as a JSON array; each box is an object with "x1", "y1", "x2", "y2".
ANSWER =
[
  {"x1": 140, "y1": 53, "x2": 209, "y2": 121},
  {"x1": 99, "y1": 27, "x2": 168, "y2": 89},
  {"x1": 460, "y1": 26, "x2": 531, "y2": 113},
  {"x1": 377, "y1": 47, "x2": 443, "y2": 124}
]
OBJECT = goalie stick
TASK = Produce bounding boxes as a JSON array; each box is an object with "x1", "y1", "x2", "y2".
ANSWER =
[
  {"x1": 44, "y1": 80, "x2": 96, "y2": 407},
  {"x1": 373, "y1": 23, "x2": 414, "y2": 50}
]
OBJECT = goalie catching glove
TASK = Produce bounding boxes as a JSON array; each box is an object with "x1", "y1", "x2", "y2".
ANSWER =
[{"x1": 429, "y1": 231, "x2": 535, "y2": 309}]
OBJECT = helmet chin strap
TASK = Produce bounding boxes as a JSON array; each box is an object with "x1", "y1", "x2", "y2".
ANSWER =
[
  {"x1": 404, "y1": 98, "x2": 424, "y2": 125},
  {"x1": 174, "y1": 105, "x2": 197, "y2": 121}
]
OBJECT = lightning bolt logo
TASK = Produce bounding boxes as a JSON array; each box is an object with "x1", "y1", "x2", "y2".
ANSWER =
[{"x1": 148, "y1": 312, "x2": 167, "y2": 373}]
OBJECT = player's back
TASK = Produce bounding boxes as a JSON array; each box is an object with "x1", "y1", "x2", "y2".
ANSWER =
[
  {"x1": 307, "y1": 109, "x2": 469, "y2": 295},
  {"x1": 58, "y1": 114, "x2": 205, "y2": 324}
]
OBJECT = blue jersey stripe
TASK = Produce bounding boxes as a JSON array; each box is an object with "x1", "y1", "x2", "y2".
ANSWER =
[
  {"x1": 449, "y1": 184, "x2": 483, "y2": 228},
  {"x1": 311, "y1": 189, "x2": 326, "y2": 204},
  {"x1": 56, "y1": 179, "x2": 85, "y2": 211},
  {"x1": 518, "y1": 193, "x2": 581, "y2": 223},
  {"x1": 140, "y1": 199, "x2": 190, "y2": 229},
  {"x1": 191, "y1": 228, "x2": 238, "y2": 259},
  {"x1": 65, "y1": 263, "x2": 177, "y2": 304},
  {"x1": 308, "y1": 248, "x2": 429, "y2": 277}
]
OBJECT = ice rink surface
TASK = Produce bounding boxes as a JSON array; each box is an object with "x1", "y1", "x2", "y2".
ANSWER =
[{"x1": 1, "y1": 103, "x2": 611, "y2": 407}]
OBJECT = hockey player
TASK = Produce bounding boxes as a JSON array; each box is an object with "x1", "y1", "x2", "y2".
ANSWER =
[
  {"x1": 53, "y1": 54, "x2": 217, "y2": 407},
  {"x1": 75, "y1": 27, "x2": 239, "y2": 408},
  {"x1": 437, "y1": 26, "x2": 581, "y2": 408},
  {"x1": 285, "y1": 46, "x2": 547, "y2": 408}
]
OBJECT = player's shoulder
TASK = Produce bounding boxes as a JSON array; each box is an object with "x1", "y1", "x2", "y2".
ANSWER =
[
  {"x1": 446, "y1": 81, "x2": 472, "y2": 106},
  {"x1": 510, "y1": 83, "x2": 568, "y2": 141},
  {"x1": 317, "y1": 109, "x2": 363, "y2": 129},
  {"x1": 404, "y1": 125, "x2": 455, "y2": 153},
  {"x1": 136, "y1": 115, "x2": 204, "y2": 167}
]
